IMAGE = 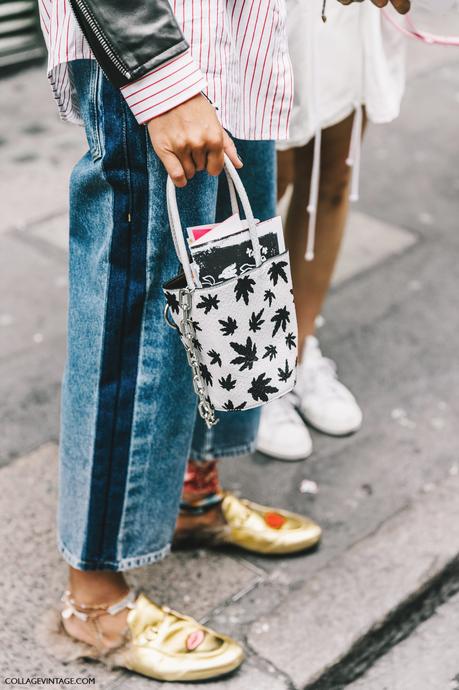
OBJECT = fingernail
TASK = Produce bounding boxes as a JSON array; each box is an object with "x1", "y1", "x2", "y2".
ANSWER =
[{"x1": 237, "y1": 153, "x2": 244, "y2": 165}]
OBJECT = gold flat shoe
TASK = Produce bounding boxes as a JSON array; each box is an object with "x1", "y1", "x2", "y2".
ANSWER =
[
  {"x1": 39, "y1": 591, "x2": 244, "y2": 682},
  {"x1": 175, "y1": 492, "x2": 322, "y2": 555}
]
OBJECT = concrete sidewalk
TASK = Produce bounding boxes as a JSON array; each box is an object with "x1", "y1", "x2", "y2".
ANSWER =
[{"x1": 1, "y1": 18, "x2": 459, "y2": 689}]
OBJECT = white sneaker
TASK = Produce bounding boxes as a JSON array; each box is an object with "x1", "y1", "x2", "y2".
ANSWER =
[
  {"x1": 294, "y1": 336, "x2": 363, "y2": 436},
  {"x1": 256, "y1": 395, "x2": 313, "y2": 461}
]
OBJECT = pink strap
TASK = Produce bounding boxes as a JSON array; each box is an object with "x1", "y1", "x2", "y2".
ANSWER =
[{"x1": 383, "y1": 9, "x2": 459, "y2": 46}]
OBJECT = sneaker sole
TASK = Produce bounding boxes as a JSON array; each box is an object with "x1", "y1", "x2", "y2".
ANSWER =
[
  {"x1": 256, "y1": 443, "x2": 313, "y2": 462},
  {"x1": 298, "y1": 412, "x2": 362, "y2": 438}
]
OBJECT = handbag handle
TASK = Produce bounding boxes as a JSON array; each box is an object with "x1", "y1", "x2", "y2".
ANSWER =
[{"x1": 166, "y1": 154, "x2": 262, "y2": 289}]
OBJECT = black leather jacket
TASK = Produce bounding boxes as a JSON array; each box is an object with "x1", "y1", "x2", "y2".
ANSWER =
[{"x1": 69, "y1": 0, "x2": 188, "y2": 88}]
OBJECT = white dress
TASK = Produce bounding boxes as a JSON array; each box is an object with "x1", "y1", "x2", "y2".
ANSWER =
[
  {"x1": 279, "y1": 1, "x2": 407, "y2": 260},
  {"x1": 279, "y1": 1, "x2": 406, "y2": 150}
]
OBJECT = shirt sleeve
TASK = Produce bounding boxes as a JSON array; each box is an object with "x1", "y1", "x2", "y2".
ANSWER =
[{"x1": 120, "y1": 48, "x2": 206, "y2": 124}]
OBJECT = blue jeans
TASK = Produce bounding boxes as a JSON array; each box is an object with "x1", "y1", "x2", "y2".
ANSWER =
[{"x1": 59, "y1": 60, "x2": 276, "y2": 571}]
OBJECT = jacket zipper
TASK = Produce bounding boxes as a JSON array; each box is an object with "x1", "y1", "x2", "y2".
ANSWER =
[{"x1": 72, "y1": 0, "x2": 131, "y2": 80}]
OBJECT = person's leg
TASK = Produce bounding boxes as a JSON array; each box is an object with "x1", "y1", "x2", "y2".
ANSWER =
[
  {"x1": 59, "y1": 60, "x2": 218, "y2": 638},
  {"x1": 281, "y1": 111, "x2": 366, "y2": 352},
  {"x1": 257, "y1": 112, "x2": 366, "y2": 460},
  {"x1": 275, "y1": 111, "x2": 365, "y2": 441}
]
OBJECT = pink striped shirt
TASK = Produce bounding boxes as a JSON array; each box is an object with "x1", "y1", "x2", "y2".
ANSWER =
[{"x1": 38, "y1": 0, "x2": 293, "y2": 140}]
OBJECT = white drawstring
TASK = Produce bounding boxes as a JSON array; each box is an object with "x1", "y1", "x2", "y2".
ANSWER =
[
  {"x1": 346, "y1": 102, "x2": 363, "y2": 202},
  {"x1": 305, "y1": 6, "x2": 322, "y2": 262},
  {"x1": 305, "y1": 126, "x2": 322, "y2": 261}
]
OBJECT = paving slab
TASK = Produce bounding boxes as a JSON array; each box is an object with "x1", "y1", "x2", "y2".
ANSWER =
[
  {"x1": 247, "y1": 472, "x2": 459, "y2": 689},
  {"x1": 332, "y1": 211, "x2": 416, "y2": 287},
  {"x1": 0, "y1": 443, "x2": 120, "y2": 688},
  {"x1": 279, "y1": 194, "x2": 417, "y2": 289},
  {"x1": 0, "y1": 334, "x2": 64, "y2": 466},
  {"x1": 361, "y1": 55, "x2": 459, "y2": 241},
  {"x1": 0, "y1": 65, "x2": 84, "y2": 235},
  {"x1": 0, "y1": 232, "x2": 67, "y2": 362},
  {"x1": 347, "y1": 591, "x2": 459, "y2": 690},
  {"x1": 406, "y1": 10, "x2": 459, "y2": 79},
  {"x1": 0, "y1": 444, "x2": 261, "y2": 686},
  {"x1": 110, "y1": 661, "x2": 290, "y2": 690},
  {"x1": 24, "y1": 212, "x2": 69, "y2": 253},
  {"x1": 0, "y1": 231, "x2": 67, "y2": 465}
]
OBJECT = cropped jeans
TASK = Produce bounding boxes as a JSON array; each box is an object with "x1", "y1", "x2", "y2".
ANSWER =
[{"x1": 59, "y1": 60, "x2": 276, "y2": 571}]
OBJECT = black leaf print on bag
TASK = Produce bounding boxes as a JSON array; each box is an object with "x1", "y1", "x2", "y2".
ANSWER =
[
  {"x1": 268, "y1": 260, "x2": 288, "y2": 286},
  {"x1": 264, "y1": 289, "x2": 275, "y2": 307},
  {"x1": 219, "y1": 373, "x2": 237, "y2": 391},
  {"x1": 263, "y1": 344, "x2": 278, "y2": 361},
  {"x1": 199, "y1": 363, "x2": 213, "y2": 387},
  {"x1": 219, "y1": 316, "x2": 238, "y2": 336},
  {"x1": 285, "y1": 332, "x2": 296, "y2": 350},
  {"x1": 223, "y1": 400, "x2": 247, "y2": 411},
  {"x1": 249, "y1": 308, "x2": 265, "y2": 333},
  {"x1": 191, "y1": 319, "x2": 202, "y2": 332},
  {"x1": 230, "y1": 337, "x2": 258, "y2": 371},
  {"x1": 165, "y1": 292, "x2": 179, "y2": 314},
  {"x1": 192, "y1": 337, "x2": 202, "y2": 353},
  {"x1": 248, "y1": 373, "x2": 279, "y2": 402},
  {"x1": 234, "y1": 275, "x2": 256, "y2": 305},
  {"x1": 208, "y1": 349, "x2": 222, "y2": 367},
  {"x1": 278, "y1": 359, "x2": 294, "y2": 383},
  {"x1": 271, "y1": 306, "x2": 290, "y2": 337},
  {"x1": 197, "y1": 294, "x2": 220, "y2": 314}
]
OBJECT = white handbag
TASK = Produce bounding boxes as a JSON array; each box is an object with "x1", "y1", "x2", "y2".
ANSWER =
[{"x1": 163, "y1": 156, "x2": 298, "y2": 428}]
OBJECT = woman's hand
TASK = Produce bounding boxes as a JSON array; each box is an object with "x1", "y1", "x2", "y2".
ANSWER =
[
  {"x1": 337, "y1": 0, "x2": 411, "y2": 14},
  {"x1": 147, "y1": 93, "x2": 241, "y2": 188}
]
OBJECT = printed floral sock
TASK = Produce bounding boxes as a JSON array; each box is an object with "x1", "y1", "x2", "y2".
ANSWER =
[{"x1": 180, "y1": 460, "x2": 223, "y2": 515}]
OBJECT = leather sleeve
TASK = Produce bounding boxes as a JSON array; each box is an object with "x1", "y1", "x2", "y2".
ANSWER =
[{"x1": 69, "y1": 0, "x2": 189, "y2": 88}]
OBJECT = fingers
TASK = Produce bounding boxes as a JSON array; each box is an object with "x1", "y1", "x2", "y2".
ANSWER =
[
  {"x1": 192, "y1": 146, "x2": 207, "y2": 172},
  {"x1": 159, "y1": 151, "x2": 187, "y2": 188},
  {"x1": 206, "y1": 147, "x2": 225, "y2": 177},
  {"x1": 146, "y1": 94, "x2": 232, "y2": 185},
  {"x1": 339, "y1": 0, "x2": 410, "y2": 14},
  {"x1": 390, "y1": 0, "x2": 410, "y2": 13},
  {"x1": 223, "y1": 131, "x2": 243, "y2": 169},
  {"x1": 180, "y1": 151, "x2": 197, "y2": 181}
]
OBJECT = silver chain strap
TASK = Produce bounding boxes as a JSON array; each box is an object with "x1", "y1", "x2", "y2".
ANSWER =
[{"x1": 178, "y1": 289, "x2": 218, "y2": 429}]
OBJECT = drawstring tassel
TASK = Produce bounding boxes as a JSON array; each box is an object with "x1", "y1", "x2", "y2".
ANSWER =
[
  {"x1": 305, "y1": 127, "x2": 322, "y2": 262},
  {"x1": 346, "y1": 103, "x2": 363, "y2": 203}
]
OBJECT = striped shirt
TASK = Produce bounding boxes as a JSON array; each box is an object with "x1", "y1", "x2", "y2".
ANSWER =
[{"x1": 38, "y1": 0, "x2": 293, "y2": 140}]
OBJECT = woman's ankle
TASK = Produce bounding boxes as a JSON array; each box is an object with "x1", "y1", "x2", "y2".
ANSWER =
[{"x1": 68, "y1": 568, "x2": 129, "y2": 607}]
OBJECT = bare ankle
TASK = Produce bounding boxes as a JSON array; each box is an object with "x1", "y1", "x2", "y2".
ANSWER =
[{"x1": 68, "y1": 568, "x2": 129, "y2": 607}]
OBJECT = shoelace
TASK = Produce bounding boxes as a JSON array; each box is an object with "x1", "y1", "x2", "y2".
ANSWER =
[
  {"x1": 299, "y1": 351, "x2": 349, "y2": 401},
  {"x1": 263, "y1": 396, "x2": 300, "y2": 427}
]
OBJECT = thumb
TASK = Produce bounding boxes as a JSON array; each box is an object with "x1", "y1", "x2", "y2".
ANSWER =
[{"x1": 223, "y1": 131, "x2": 243, "y2": 169}]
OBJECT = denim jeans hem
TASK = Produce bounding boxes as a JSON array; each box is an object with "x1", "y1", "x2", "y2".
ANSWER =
[
  {"x1": 59, "y1": 540, "x2": 171, "y2": 572},
  {"x1": 189, "y1": 439, "x2": 257, "y2": 462}
]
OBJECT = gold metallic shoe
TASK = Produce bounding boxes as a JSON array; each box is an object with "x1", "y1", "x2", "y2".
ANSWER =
[
  {"x1": 175, "y1": 492, "x2": 322, "y2": 555},
  {"x1": 39, "y1": 590, "x2": 244, "y2": 682}
]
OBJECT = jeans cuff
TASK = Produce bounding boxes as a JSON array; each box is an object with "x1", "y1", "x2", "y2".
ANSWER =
[
  {"x1": 59, "y1": 539, "x2": 171, "y2": 572},
  {"x1": 189, "y1": 439, "x2": 257, "y2": 462}
]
